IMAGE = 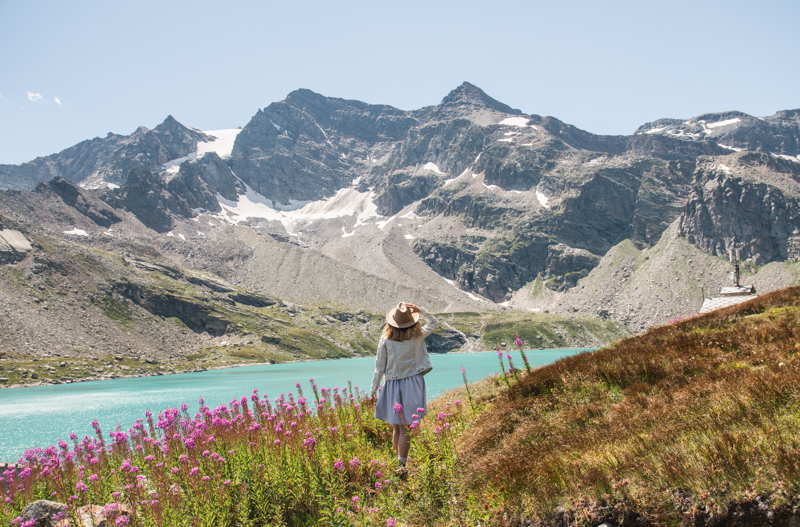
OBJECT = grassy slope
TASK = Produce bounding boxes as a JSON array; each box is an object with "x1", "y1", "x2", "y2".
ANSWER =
[{"x1": 458, "y1": 286, "x2": 800, "y2": 525}]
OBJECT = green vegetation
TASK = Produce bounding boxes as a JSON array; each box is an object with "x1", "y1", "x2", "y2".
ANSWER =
[
  {"x1": 94, "y1": 296, "x2": 134, "y2": 328},
  {"x1": 4, "y1": 288, "x2": 800, "y2": 525}
]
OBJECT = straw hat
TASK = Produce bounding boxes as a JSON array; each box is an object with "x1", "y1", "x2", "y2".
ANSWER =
[{"x1": 385, "y1": 302, "x2": 419, "y2": 328}]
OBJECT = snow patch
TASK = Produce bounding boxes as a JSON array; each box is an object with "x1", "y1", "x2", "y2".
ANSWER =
[
  {"x1": 483, "y1": 182, "x2": 499, "y2": 191},
  {"x1": 64, "y1": 228, "x2": 88, "y2": 236},
  {"x1": 498, "y1": 138, "x2": 515, "y2": 143},
  {"x1": 645, "y1": 126, "x2": 667, "y2": 134},
  {"x1": 774, "y1": 154, "x2": 800, "y2": 164},
  {"x1": 341, "y1": 226, "x2": 355, "y2": 238},
  {"x1": 197, "y1": 129, "x2": 241, "y2": 159},
  {"x1": 706, "y1": 118, "x2": 741, "y2": 129},
  {"x1": 404, "y1": 234, "x2": 415, "y2": 240},
  {"x1": 197, "y1": 231, "x2": 205, "y2": 236},
  {"x1": 160, "y1": 128, "x2": 242, "y2": 173},
  {"x1": 178, "y1": 234, "x2": 186, "y2": 241},
  {"x1": 422, "y1": 162, "x2": 445, "y2": 175},
  {"x1": 215, "y1": 182, "x2": 380, "y2": 236},
  {"x1": 504, "y1": 131, "x2": 520, "y2": 137},
  {"x1": 717, "y1": 143, "x2": 743, "y2": 152},
  {"x1": 167, "y1": 232, "x2": 174, "y2": 237},
  {"x1": 498, "y1": 116, "x2": 531, "y2": 127},
  {"x1": 718, "y1": 164, "x2": 731, "y2": 173},
  {"x1": 465, "y1": 291, "x2": 485, "y2": 302},
  {"x1": 510, "y1": 190, "x2": 522, "y2": 194},
  {"x1": 536, "y1": 191, "x2": 550, "y2": 208},
  {"x1": 106, "y1": 182, "x2": 120, "y2": 189}
]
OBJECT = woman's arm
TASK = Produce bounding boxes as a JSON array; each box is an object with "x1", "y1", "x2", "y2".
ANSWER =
[
  {"x1": 370, "y1": 337, "x2": 388, "y2": 397},
  {"x1": 417, "y1": 306, "x2": 438, "y2": 337}
]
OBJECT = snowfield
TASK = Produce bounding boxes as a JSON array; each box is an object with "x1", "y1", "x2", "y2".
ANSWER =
[
  {"x1": 215, "y1": 182, "x2": 380, "y2": 237},
  {"x1": 162, "y1": 129, "x2": 242, "y2": 174}
]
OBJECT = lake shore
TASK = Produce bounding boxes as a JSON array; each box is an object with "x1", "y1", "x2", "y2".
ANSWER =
[{"x1": 0, "y1": 346, "x2": 534, "y2": 390}]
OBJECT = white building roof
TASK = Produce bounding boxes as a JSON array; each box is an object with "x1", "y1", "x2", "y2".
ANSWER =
[{"x1": 699, "y1": 294, "x2": 757, "y2": 314}]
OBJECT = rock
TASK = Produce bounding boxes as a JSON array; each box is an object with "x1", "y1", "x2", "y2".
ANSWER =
[
  {"x1": 54, "y1": 503, "x2": 131, "y2": 527},
  {"x1": 679, "y1": 153, "x2": 800, "y2": 265},
  {"x1": 0, "y1": 115, "x2": 211, "y2": 191},
  {"x1": 261, "y1": 336, "x2": 281, "y2": 344},
  {"x1": 39, "y1": 177, "x2": 122, "y2": 228},
  {"x1": 20, "y1": 499, "x2": 68, "y2": 527},
  {"x1": 426, "y1": 330, "x2": 467, "y2": 354},
  {"x1": 0, "y1": 229, "x2": 33, "y2": 263},
  {"x1": 229, "y1": 292, "x2": 278, "y2": 308}
]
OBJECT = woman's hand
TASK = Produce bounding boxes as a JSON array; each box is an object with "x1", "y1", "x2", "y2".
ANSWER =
[{"x1": 404, "y1": 303, "x2": 421, "y2": 313}]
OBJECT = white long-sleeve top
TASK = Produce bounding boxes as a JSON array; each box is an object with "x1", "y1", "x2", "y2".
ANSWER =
[{"x1": 370, "y1": 308, "x2": 438, "y2": 396}]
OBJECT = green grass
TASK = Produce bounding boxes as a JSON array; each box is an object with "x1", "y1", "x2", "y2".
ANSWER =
[{"x1": 4, "y1": 288, "x2": 800, "y2": 525}]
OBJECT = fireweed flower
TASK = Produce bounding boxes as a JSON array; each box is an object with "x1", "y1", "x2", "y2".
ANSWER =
[
  {"x1": 393, "y1": 402, "x2": 403, "y2": 414},
  {"x1": 333, "y1": 460, "x2": 345, "y2": 472},
  {"x1": 387, "y1": 519, "x2": 397, "y2": 527},
  {"x1": 349, "y1": 456, "x2": 361, "y2": 468}
]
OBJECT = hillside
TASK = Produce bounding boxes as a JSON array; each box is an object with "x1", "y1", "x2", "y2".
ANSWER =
[
  {"x1": 459, "y1": 285, "x2": 800, "y2": 526},
  {"x1": 0, "y1": 211, "x2": 628, "y2": 386}
]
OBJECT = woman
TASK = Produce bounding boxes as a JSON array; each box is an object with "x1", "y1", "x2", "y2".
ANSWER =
[{"x1": 370, "y1": 302, "x2": 438, "y2": 472}]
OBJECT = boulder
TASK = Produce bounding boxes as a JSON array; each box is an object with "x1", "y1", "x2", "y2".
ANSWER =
[
  {"x1": 20, "y1": 499, "x2": 67, "y2": 527},
  {"x1": 426, "y1": 330, "x2": 468, "y2": 354},
  {"x1": 0, "y1": 229, "x2": 32, "y2": 263},
  {"x1": 53, "y1": 503, "x2": 131, "y2": 527}
]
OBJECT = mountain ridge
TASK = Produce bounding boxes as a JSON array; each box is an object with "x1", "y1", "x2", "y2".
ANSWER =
[{"x1": 1, "y1": 82, "x2": 799, "y2": 342}]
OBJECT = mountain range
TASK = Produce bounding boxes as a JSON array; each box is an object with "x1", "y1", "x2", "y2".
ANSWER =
[{"x1": 1, "y1": 82, "x2": 799, "y2": 367}]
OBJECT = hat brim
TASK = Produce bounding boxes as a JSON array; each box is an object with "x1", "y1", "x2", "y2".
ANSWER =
[{"x1": 385, "y1": 306, "x2": 420, "y2": 328}]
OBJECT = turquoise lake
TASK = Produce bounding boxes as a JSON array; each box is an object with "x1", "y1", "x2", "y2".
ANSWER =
[{"x1": 0, "y1": 348, "x2": 594, "y2": 462}]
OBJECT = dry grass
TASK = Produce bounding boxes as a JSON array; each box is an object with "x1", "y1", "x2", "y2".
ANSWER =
[{"x1": 459, "y1": 286, "x2": 800, "y2": 525}]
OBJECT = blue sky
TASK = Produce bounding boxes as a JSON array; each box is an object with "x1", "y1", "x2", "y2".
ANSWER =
[{"x1": 1, "y1": 0, "x2": 798, "y2": 165}]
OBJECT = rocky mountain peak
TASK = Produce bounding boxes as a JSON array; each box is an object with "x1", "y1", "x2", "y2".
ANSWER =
[{"x1": 436, "y1": 81, "x2": 522, "y2": 116}]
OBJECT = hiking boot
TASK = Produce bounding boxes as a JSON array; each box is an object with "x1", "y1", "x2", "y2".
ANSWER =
[{"x1": 395, "y1": 465, "x2": 408, "y2": 480}]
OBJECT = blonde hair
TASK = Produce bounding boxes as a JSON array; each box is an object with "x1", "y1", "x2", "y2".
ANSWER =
[{"x1": 382, "y1": 321, "x2": 424, "y2": 342}]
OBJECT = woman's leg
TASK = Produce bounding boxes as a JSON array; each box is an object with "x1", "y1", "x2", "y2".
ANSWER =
[
  {"x1": 392, "y1": 425, "x2": 400, "y2": 455},
  {"x1": 396, "y1": 424, "x2": 410, "y2": 459}
]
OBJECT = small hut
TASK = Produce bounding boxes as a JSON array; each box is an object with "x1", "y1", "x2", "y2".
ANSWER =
[{"x1": 699, "y1": 244, "x2": 757, "y2": 314}]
